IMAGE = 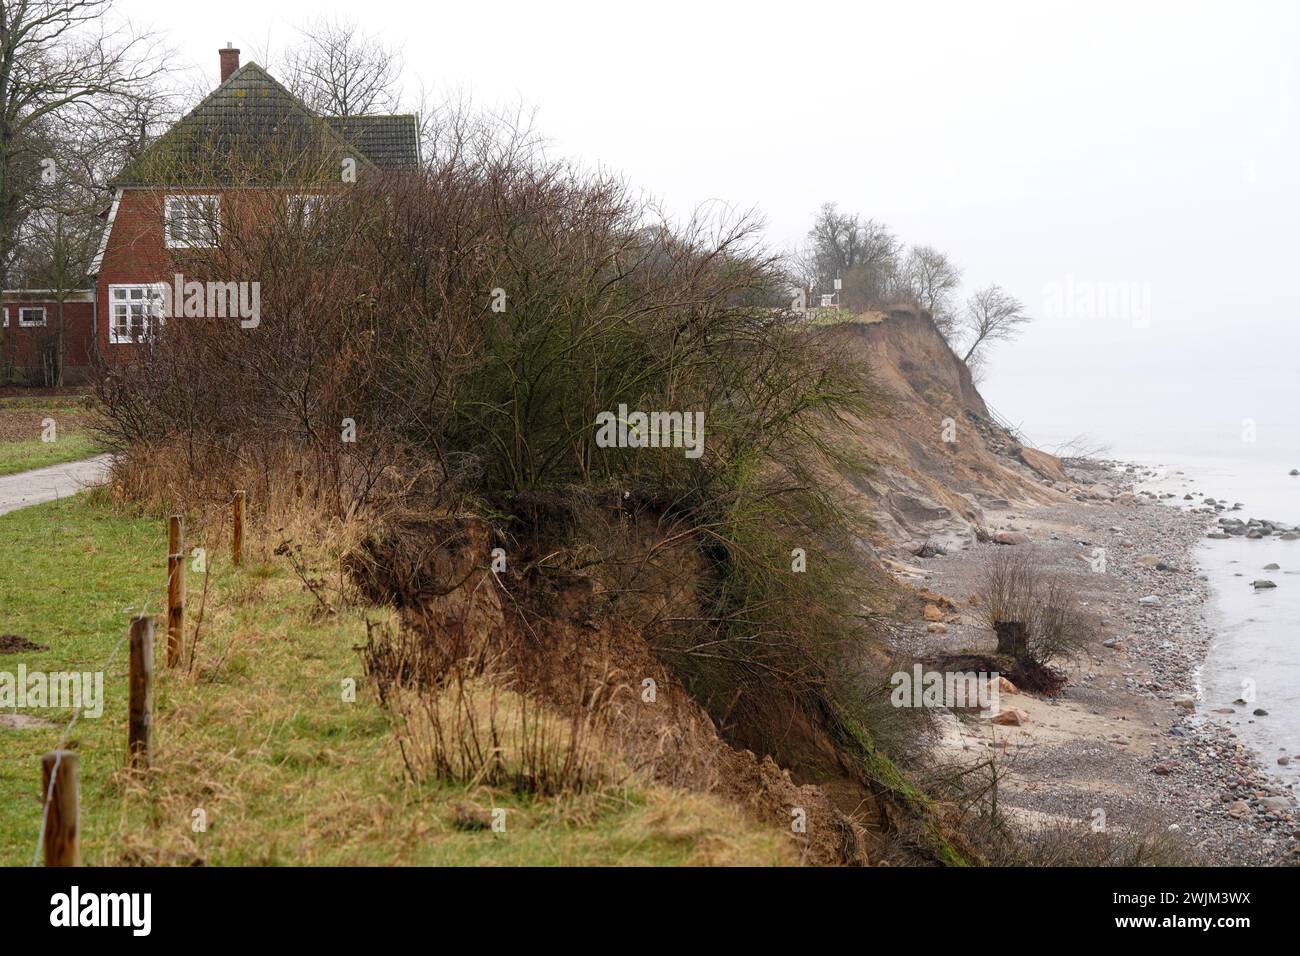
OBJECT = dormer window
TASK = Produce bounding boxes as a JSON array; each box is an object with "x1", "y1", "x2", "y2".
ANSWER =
[{"x1": 165, "y1": 194, "x2": 221, "y2": 249}]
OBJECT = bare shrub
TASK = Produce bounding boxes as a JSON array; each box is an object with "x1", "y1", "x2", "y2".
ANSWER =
[
  {"x1": 978, "y1": 814, "x2": 1197, "y2": 867},
  {"x1": 364, "y1": 620, "x2": 618, "y2": 796},
  {"x1": 978, "y1": 548, "x2": 1093, "y2": 665}
]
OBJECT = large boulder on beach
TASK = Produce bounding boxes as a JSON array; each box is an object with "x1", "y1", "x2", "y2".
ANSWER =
[
  {"x1": 1015, "y1": 446, "x2": 1069, "y2": 483},
  {"x1": 991, "y1": 707, "x2": 1029, "y2": 726},
  {"x1": 1252, "y1": 580, "x2": 1277, "y2": 589}
]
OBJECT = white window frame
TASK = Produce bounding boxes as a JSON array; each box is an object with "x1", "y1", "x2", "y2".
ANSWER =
[
  {"x1": 18, "y1": 306, "x2": 46, "y2": 327},
  {"x1": 1, "y1": 307, "x2": 6, "y2": 328},
  {"x1": 108, "y1": 283, "x2": 167, "y2": 345},
  {"x1": 165, "y1": 194, "x2": 221, "y2": 249}
]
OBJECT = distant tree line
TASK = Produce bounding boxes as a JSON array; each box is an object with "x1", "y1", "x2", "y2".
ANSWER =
[{"x1": 796, "y1": 201, "x2": 1030, "y2": 377}]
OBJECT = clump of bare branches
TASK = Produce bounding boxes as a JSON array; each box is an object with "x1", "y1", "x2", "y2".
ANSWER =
[
  {"x1": 1050, "y1": 434, "x2": 1113, "y2": 464},
  {"x1": 363, "y1": 615, "x2": 619, "y2": 796},
  {"x1": 271, "y1": 16, "x2": 403, "y2": 117},
  {"x1": 960, "y1": 285, "x2": 1031, "y2": 376},
  {"x1": 978, "y1": 548, "x2": 1093, "y2": 665}
]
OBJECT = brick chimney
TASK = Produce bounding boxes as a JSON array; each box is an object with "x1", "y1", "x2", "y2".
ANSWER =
[{"x1": 219, "y1": 43, "x2": 240, "y2": 84}]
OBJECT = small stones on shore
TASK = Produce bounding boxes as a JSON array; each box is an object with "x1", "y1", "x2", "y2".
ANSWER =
[{"x1": 900, "y1": 461, "x2": 1297, "y2": 863}]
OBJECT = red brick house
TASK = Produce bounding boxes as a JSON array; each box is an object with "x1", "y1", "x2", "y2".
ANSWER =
[
  {"x1": 0, "y1": 292, "x2": 96, "y2": 383},
  {"x1": 1, "y1": 44, "x2": 419, "y2": 384}
]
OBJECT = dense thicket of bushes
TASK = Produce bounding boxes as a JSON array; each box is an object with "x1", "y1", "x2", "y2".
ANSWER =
[{"x1": 96, "y1": 132, "x2": 904, "y2": 774}]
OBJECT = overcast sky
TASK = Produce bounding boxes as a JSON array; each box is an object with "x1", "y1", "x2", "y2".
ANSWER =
[{"x1": 119, "y1": 0, "x2": 1300, "y2": 461}]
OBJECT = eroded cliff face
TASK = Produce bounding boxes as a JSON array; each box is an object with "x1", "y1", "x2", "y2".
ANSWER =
[{"x1": 826, "y1": 308, "x2": 1065, "y2": 557}]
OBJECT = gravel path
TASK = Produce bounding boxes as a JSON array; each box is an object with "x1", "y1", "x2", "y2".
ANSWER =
[
  {"x1": 0, "y1": 454, "x2": 112, "y2": 517},
  {"x1": 894, "y1": 462, "x2": 1299, "y2": 865}
]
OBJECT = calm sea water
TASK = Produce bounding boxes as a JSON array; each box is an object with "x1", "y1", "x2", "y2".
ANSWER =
[{"x1": 1129, "y1": 453, "x2": 1300, "y2": 784}]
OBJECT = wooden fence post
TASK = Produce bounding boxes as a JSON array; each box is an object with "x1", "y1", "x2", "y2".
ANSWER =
[
  {"x1": 39, "y1": 750, "x2": 79, "y2": 866},
  {"x1": 167, "y1": 515, "x2": 184, "y2": 667},
  {"x1": 128, "y1": 616, "x2": 154, "y2": 771},
  {"x1": 232, "y1": 491, "x2": 246, "y2": 566}
]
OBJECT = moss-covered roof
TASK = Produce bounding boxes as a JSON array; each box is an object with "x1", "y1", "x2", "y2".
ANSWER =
[
  {"x1": 114, "y1": 62, "x2": 418, "y2": 187},
  {"x1": 325, "y1": 115, "x2": 420, "y2": 170}
]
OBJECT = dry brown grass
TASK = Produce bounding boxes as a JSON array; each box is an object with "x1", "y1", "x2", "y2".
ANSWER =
[
  {"x1": 75, "y1": 465, "x2": 794, "y2": 866},
  {"x1": 374, "y1": 662, "x2": 625, "y2": 797}
]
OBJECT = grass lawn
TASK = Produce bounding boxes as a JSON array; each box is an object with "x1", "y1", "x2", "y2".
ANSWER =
[
  {"x1": 0, "y1": 395, "x2": 103, "y2": 476},
  {"x1": 0, "y1": 493, "x2": 793, "y2": 866}
]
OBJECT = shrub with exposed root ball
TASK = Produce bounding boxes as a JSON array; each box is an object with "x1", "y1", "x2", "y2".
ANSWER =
[{"x1": 978, "y1": 548, "x2": 1093, "y2": 665}]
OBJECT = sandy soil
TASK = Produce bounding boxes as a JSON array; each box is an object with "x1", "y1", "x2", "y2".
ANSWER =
[{"x1": 890, "y1": 461, "x2": 1300, "y2": 865}]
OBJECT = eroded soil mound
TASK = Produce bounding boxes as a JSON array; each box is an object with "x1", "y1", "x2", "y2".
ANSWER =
[
  {"x1": 826, "y1": 309, "x2": 1065, "y2": 555},
  {"x1": 351, "y1": 515, "x2": 890, "y2": 865}
]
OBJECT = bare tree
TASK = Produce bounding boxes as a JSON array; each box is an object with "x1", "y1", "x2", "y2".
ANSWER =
[
  {"x1": 899, "y1": 245, "x2": 962, "y2": 338},
  {"x1": 800, "y1": 202, "x2": 900, "y2": 310},
  {"x1": 959, "y1": 284, "x2": 1030, "y2": 368},
  {"x1": 275, "y1": 16, "x2": 403, "y2": 116},
  {"x1": 0, "y1": 0, "x2": 166, "y2": 286}
]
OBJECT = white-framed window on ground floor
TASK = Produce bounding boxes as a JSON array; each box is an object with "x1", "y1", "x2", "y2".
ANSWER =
[
  {"x1": 109, "y1": 284, "x2": 167, "y2": 344},
  {"x1": 18, "y1": 306, "x2": 45, "y2": 327}
]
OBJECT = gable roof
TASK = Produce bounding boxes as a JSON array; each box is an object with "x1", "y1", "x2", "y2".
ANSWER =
[
  {"x1": 325, "y1": 115, "x2": 420, "y2": 170},
  {"x1": 114, "y1": 62, "x2": 419, "y2": 187}
]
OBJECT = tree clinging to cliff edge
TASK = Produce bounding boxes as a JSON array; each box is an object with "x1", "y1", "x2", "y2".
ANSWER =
[
  {"x1": 959, "y1": 284, "x2": 1031, "y2": 378},
  {"x1": 899, "y1": 244, "x2": 962, "y2": 337}
]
